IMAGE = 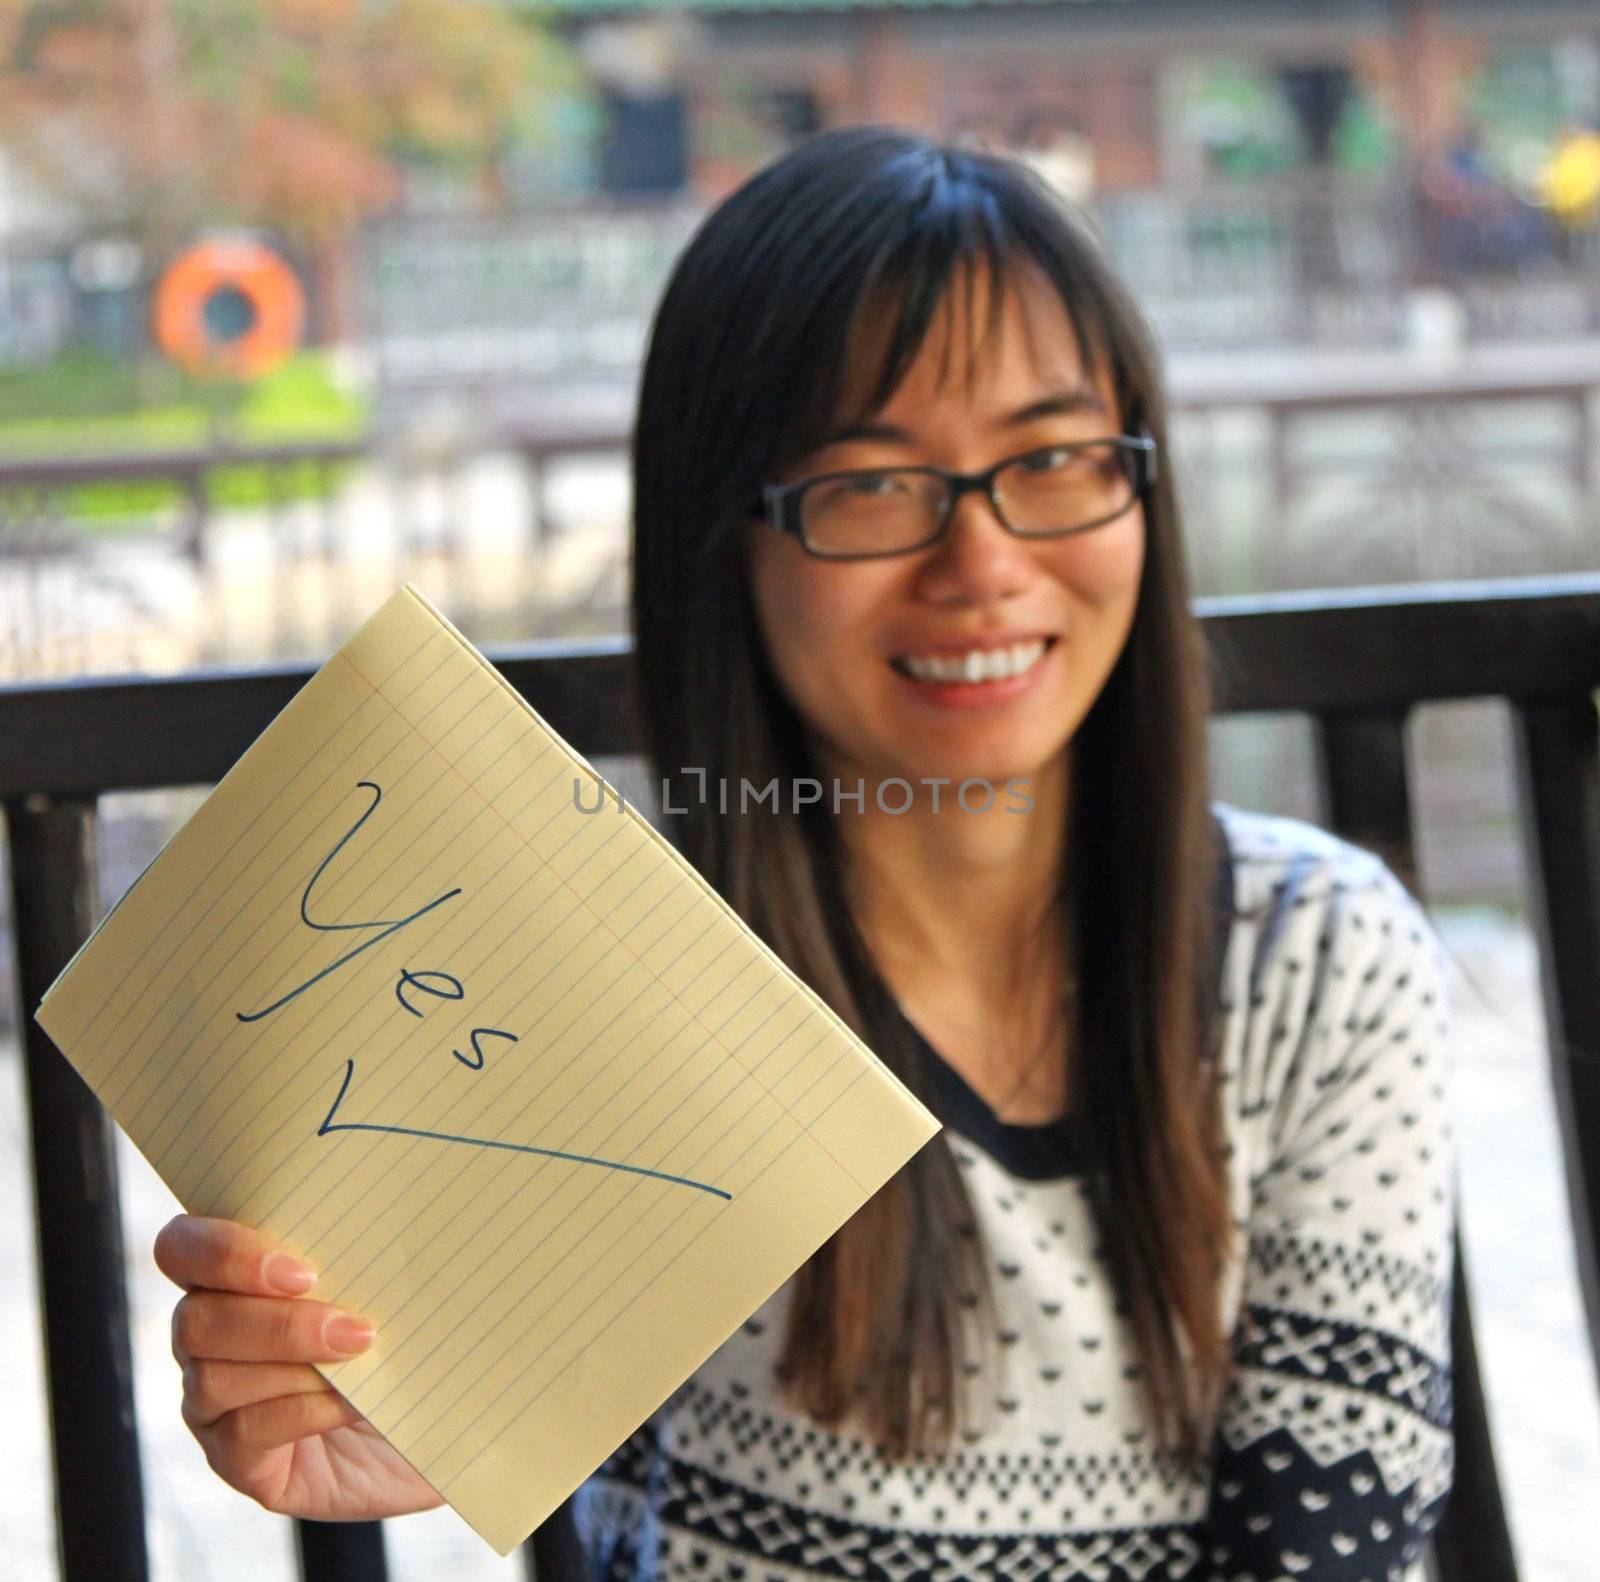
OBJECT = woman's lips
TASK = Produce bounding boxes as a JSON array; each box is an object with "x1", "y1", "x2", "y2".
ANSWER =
[{"x1": 889, "y1": 636, "x2": 1057, "y2": 708}]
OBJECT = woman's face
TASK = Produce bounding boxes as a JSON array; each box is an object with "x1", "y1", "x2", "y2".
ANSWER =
[{"x1": 746, "y1": 266, "x2": 1146, "y2": 795}]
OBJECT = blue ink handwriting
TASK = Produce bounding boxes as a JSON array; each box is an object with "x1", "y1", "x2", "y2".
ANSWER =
[
  {"x1": 318, "y1": 1058, "x2": 732, "y2": 1200},
  {"x1": 229, "y1": 779, "x2": 732, "y2": 1199},
  {"x1": 236, "y1": 782, "x2": 461, "y2": 1023},
  {"x1": 395, "y1": 965, "x2": 520, "y2": 1071}
]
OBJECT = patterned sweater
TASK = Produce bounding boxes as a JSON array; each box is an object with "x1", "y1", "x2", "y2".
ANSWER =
[{"x1": 574, "y1": 803, "x2": 1456, "y2": 1581}]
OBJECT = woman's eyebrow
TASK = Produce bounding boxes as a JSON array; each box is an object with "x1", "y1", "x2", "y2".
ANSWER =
[
  {"x1": 1000, "y1": 387, "x2": 1107, "y2": 425},
  {"x1": 816, "y1": 387, "x2": 1107, "y2": 450}
]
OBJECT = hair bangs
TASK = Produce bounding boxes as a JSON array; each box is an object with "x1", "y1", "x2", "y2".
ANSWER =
[{"x1": 776, "y1": 153, "x2": 1124, "y2": 473}]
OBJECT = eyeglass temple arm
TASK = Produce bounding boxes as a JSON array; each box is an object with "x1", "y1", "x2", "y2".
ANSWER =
[{"x1": 1132, "y1": 432, "x2": 1158, "y2": 491}]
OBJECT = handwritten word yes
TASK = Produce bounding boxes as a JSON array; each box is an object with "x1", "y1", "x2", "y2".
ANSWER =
[{"x1": 393, "y1": 967, "x2": 519, "y2": 1071}]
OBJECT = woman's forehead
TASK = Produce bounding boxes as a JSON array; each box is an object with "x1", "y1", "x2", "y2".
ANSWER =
[{"x1": 836, "y1": 260, "x2": 1113, "y2": 421}]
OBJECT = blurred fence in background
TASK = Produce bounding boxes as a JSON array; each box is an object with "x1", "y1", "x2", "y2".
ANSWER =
[
  {"x1": 7, "y1": 177, "x2": 1599, "y2": 423},
  {"x1": 352, "y1": 178, "x2": 1600, "y2": 424},
  {"x1": 3, "y1": 380, "x2": 1594, "y2": 917},
  {"x1": 1104, "y1": 173, "x2": 1600, "y2": 351},
  {"x1": 0, "y1": 411, "x2": 634, "y2": 679},
  {"x1": 361, "y1": 204, "x2": 700, "y2": 419}
]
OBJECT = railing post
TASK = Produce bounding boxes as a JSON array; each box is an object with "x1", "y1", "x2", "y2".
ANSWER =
[
  {"x1": 5, "y1": 793, "x2": 149, "y2": 1582},
  {"x1": 1313, "y1": 709, "x2": 1520, "y2": 1582},
  {"x1": 1312, "y1": 708, "x2": 1421, "y2": 895},
  {"x1": 296, "y1": 1518, "x2": 387, "y2": 1582},
  {"x1": 525, "y1": 1496, "x2": 587, "y2": 1581},
  {"x1": 1510, "y1": 698, "x2": 1600, "y2": 1372}
]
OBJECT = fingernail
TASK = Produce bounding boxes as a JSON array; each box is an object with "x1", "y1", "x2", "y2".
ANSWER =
[
  {"x1": 324, "y1": 1313, "x2": 375, "y2": 1356},
  {"x1": 264, "y1": 1254, "x2": 315, "y2": 1295}
]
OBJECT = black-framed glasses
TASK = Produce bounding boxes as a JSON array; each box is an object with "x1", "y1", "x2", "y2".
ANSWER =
[{"x1": 756, "y1": 432, "x2": 1158, "y2": 561}]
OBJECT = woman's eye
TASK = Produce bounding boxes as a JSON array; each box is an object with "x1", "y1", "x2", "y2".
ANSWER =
[
  {"x1": 1018, "y1": 446, "x2": 1078, "y2": 473},
  {"x1": 844, "y1": 473, "x2": 906, "y2": 497}
]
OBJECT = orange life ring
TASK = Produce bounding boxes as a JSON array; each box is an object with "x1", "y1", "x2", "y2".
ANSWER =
[{"x1": 152, "y1": 238, "x2": 305, "y2": 380}]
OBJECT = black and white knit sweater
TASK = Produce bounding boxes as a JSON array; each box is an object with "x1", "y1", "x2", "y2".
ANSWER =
[{"x1": 574, "y1": 803, "x2": 1456, "y2": 1581}]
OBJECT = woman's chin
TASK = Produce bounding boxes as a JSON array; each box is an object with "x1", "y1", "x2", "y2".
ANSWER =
[
  {"x1": 864, "y1": 747, "x2": 1068, "y2": 806},
  {"x1": 905, "y1": 729, "x2": 1070, "y2": 786}
]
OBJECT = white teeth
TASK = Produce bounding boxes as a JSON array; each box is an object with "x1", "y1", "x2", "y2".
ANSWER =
[{"x1": 900, "y1": 639, "x2": 1047, "y2": 684}]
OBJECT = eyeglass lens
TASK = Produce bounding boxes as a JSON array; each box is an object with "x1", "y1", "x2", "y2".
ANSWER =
[{"x1": 799, "y1": 441, "x2": 1136, "y2": 556}]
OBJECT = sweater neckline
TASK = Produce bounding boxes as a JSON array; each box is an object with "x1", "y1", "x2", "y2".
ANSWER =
[
  {"x1": 901, "y1": 1012, "x2": 1088, "y2": 1181},
  {"x1": 887, "y1": 807, "x2": 1235, "y2": 1185}
]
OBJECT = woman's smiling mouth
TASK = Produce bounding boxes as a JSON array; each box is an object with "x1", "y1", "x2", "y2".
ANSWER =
[{"x1": 891, "y1": 636, "x2": 1054, "y2": 684}]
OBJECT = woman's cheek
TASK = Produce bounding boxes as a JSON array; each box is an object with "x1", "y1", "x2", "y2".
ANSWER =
[
  {"x1": 755, "y1": 543, "x2": 892, "y2": 669},
  {"x1": 748, "y1": 548, "x2": 861, "y2": 716},
  {"x1": 1057, "y1": 512, "x2": 1145, "y2": 605}
]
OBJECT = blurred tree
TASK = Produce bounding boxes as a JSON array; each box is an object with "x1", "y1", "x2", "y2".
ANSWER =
[
  {"x1": 1330, "y1": 94, "x2": 1399, "y2": 177},
  {"x1": 1179, "y1": 63, "x2": 1300, "y2": 180},
  {"x1": 0, "y1": 0, "x2": 575, "y2": 336}
]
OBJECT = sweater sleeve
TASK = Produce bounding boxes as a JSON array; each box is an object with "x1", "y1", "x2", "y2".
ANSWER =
[{"x1": 1201, "y1": 854, "x2": 1456, "y2": 1582}]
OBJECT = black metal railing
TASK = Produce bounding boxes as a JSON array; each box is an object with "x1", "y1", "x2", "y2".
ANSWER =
[{"x1": 6, "y1": 574, "x2": 1600, "y2": 1582}]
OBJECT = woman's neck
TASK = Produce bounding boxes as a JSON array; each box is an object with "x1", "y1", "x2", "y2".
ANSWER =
[
  {"x1": 826, "y1": 754, "x2": 1075, "y2": 1122},
  {"x1": 831, "y1": 754, "x2": 1072, "y2": 1004}
]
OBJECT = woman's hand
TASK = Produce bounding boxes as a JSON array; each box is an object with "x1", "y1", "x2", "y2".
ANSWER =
[{"x1": 155, "y1": 1215, "x2": 445, "y2": 1522}]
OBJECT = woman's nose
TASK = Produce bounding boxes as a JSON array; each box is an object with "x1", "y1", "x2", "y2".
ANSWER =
[{"x1": 915, "y1": 487, "x2": 1036, "y2": 602}]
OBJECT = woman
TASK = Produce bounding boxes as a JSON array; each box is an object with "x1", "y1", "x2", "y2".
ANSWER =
[{"x1": 157, "y1": 128, "x2": 1455, "y2": 1580}]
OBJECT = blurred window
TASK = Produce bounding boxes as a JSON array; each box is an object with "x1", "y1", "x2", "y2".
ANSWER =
[{"x1": 600, "y1": 92, "x2": 689, "y2": 196}]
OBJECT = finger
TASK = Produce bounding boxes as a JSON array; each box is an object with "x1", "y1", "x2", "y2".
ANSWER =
[
  {"x1": 155, "y1": 1215, "x2": 315, "y2": 1297},
  {"x1": 172, "y1": 1291, "x2": 373, "y2": 1366},
  {"x1": 181, "y1": 1358, "x2": 332, "y2": 1429},
  {"x1": 199, "y1": 1389, "x2": 365, "y2": 1467}
]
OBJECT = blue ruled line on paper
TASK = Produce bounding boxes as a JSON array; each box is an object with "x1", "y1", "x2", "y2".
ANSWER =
[{"x1": 317, "y1": 1059, "x2": 735, "y2": 1202}]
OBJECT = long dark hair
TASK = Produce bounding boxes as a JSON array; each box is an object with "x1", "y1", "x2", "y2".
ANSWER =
[{"x1": 630, "y1": 126, "x2": 1232, "y2": 1462}]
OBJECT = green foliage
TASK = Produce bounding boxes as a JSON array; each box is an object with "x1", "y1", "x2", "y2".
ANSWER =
[
  {"x1": 1, "y1": 0, "x2": 578, "y2": 248},
  {"x1": 0, "y1": 346, "x2": 360, "y2": 434},
  {"x1": 1332, "y1": 96, "x2": 1400, "y2": 176},
  {"x1": 0, "y1": 345, "x2": 146, "y2": 423},
  {"x1": 235, "y1": 352, "x2": 365, "y2": 436},
  {"x1": 0, "y1": 348, "x2": 367, "y2": 526},
  {"x1": 1174, "y1": 60, "x2": 1399, "y2": 179},
  {"x1": 1173, "y1": 63, "x2": 1293, "y2": 178}
]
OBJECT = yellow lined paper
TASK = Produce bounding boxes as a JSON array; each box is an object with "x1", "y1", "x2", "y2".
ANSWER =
[{"x1": 37, "y1": 584, "x2": 940, "y2": 1554}]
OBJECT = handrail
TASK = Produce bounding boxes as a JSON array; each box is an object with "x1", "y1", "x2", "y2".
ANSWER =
[{"x1": 3, "y1": 574, "x2": 1598, "y2": 801}]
